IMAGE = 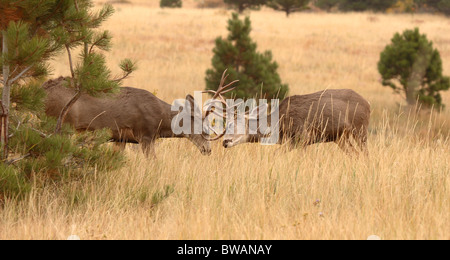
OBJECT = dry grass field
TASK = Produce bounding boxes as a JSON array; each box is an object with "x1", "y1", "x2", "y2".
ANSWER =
[{"x1": 1, "y1": 0, "x2": 449, "y2": 240}]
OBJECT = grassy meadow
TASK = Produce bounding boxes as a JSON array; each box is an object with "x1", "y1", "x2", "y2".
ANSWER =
[{"x1": 0, "y1": 0, "x2": 449, "y2": 239}]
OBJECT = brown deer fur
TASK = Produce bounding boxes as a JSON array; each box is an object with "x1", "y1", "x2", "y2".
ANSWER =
[
  {"x1": 43, "y1": 77, "x2": 211, "y2": 157},
  {"x1": 223, "y1": 89, "x2": 371, "y2": 154}
]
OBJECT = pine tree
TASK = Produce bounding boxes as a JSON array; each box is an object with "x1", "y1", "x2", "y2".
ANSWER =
[
  {"x1": 267, "y1": 0, "x2": 310, "y2": 17},
  {"x1": 1, "y1": 0, "x2": 62, "y2": 159},
  {"x1": 1, "y1": 0, "x2": 134, "y2": 200},
  {"x1": 378, "y1": 28, "x2": 450, "y2": 108},
  {"x1": 205, "y1": 13, "x2": 288, "y2": 100},
  {"x1": 436, "y1": 0, "x2": 450, "y2": 15},
  {"x1": 315, "y1": 0, "x2": 340, "y2": 12},
  {"x1": 392, "y1": 0, "x2": 418, "y2": 14},
  {"x1": 340, "y1": 0, "x2": 396, "y2": 12},
  {"x1": 160, "y1": 0, "x2": 183, "y2": 8},
  {"x1": 224, "y1": 0, "x2": 268, "y2": 13},
  {"x1": 48, "y1": 1, "x2": 137, "y2": 134}
]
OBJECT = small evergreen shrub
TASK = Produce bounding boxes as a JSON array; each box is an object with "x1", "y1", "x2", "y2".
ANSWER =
[
  {"x1": 160, "y1": 0, "x2": 183, "y2": 8},
  {"x1": 378, "y1": 28, "x2": 450, "y2": 108},
  {"x1": 205, "y1": 13, "x2": 289, "y2": 100}
]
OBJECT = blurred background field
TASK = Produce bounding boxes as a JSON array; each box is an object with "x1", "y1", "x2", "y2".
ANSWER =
[{"x1": 0, "y1": 0, "x2": 449, "y2": 239}]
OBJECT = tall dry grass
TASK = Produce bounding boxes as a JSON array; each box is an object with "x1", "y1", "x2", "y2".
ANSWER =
[{"x1": 0, "y1": 1, "x2": 449, "y2": 239}]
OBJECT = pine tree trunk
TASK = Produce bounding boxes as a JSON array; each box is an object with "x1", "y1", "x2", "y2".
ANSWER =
[
  {"x1": 239, "y1": 4, "x2": 245, "y2": 13},
  {"x1": 1, "y1": 30, "x2": 10, "y2": 159},
  {"x1": 406, "y1": 75, "x2": 421, "y2": 106}
]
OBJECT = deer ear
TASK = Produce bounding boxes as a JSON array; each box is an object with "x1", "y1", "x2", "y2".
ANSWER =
[
  {"x1": 248, "y1": 103, "x2": 268, "y2": 120},
  {"x1": 186, "y1": 94, "x2": 202, "y2": 118},
  {"x1": 186, "y1": 94, "x2": 195, "y2": 104}
]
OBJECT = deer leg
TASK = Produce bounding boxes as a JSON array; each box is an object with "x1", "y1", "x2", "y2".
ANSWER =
[
  {"x1": 113, "y1": 141, "x2": 127, "y2": 152},
  {"x1": 285, "y1": 138, "x2": 297, "y2": 151},
  {"x1": 279, "y1": 137, "x2": 299, "y2": 152},
  {"x1": 141, "y1": 139, "x2": 157, "y2": 159},
  {"x1": 273, "y1": 139, "x2": 293, "y2": 155},
  {"x1": 337, "y1": 140, "x2": 356, "y2": 155},
  {"x1": 336, "y1": 132, "x2": 358, "y2": 155},
  {"x1": 353, "y1": 129, "x2": 369, "y2": 157}
]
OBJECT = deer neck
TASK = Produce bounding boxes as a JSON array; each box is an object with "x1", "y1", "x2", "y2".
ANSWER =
[{"x1": 158, "y1": 111, "x2": 185, "y2": 139}]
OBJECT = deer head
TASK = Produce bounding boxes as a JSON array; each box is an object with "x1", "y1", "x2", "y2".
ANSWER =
[
  {"x1": 222, "y1": 103, "x2": 268, "y2": 148},
  {"x1": 178, "y1": 94, "x2": 213, "y2": 156}
]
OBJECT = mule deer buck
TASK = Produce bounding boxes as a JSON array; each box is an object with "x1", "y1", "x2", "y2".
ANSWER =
[
  {"x1": 44, "y1": 77, "x2": 213, "y2": 157},
  {"x1": 222, "y1": 89, "x2": 371, "y2": 154}
]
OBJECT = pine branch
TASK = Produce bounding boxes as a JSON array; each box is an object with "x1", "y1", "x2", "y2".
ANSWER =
[
  {"x1": 31, "y1": 127, "x2": 49, "y2": 138},
  {"x1": 113, "y1": 71, "x2": 133, "y2": 83},
  {"x1": 9, "y1": 65, "x2": 19, "y2": 78},
  {"x1": 65, "y1": 44, "x2": 75, "y2": 79},
  {"x1": 89, "y1": 31, "x2": 112, "y2": 53},
  {"x1": 54, "y1": 90, "x2": 82, "y2": 134},
  {"x1": 74, "y1": 0, "x2": 80, "y2": 12},
  {"x1": 9, "y1": 0, "x2": 28, "y2": 6},
  {"x1": 8, "y1": 65, "x2": 32, "y2": 84},
  {"x1": 6, "y1": 153, "x2": 30, "y2": 165},
  {"x1": 88, "y1": 4, "x2": 115, "y2": 28},
  {"x1": 113, "y1": 59, "x2": 137, "y2": 83},
  {"x1": 2, "y1": 30, "x2": 10, "y2": 87}
]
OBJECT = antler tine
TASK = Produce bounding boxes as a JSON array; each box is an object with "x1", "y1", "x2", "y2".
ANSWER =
[
  {"x1": 214, "y1": 80, "x2": 238, "y2": 106},
  {"x1": 219, "y1": 86, "x2": 237, "y2": 95},
  {"x1": 205, "y1": 99, "x2": 227, "y2": 106},
  {"x1": 211, "y1": 109, "x2": 228, "y2": 119},
  {"x1": 221, "y1": 80, "x2": 239, "y2": 92},
  {"x1": 204, "y1": 100, "x2": 228, "y2": 114},
  {"x1": 202, "y1": 90, "x2": 218, "y2": 94},
  {"x1": 204, "y1": 70, "x2": 239, "y2": 101},
  {"x1": 201, "y1": 69, "x2": 240, "y2": 141},
  {"x1": 219, "y1": 69, "x2": 228, "y2": 88},
  {"x1": 212, "y1": 79, "x2": 239, "y2": 105},
  {"x1": 215, "y1": 71, "x2": 230, "y2": 99}
]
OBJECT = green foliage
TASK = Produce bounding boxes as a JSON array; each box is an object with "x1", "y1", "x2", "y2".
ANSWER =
[
  {"x1": 160, "y1": 0, "x2": 183, "y2": 8},
  {"x1": 224, "y1": 0, "x2": 268, "y2": 13},
  {"x1": 118, "y1": 58, "x2": 138, "y2": 81},
  {"x1": 55, "y1": 3, "x2": 127, "y2": 92},
  {"x1": 339, "y1": 0, "x2": 396, "y2": 12},
  {"x1": 315, "y1": 0, "x2": 341, "y2": 11},
  {"x1": 1, "y1": 20, "x2": 58, "y2": 82},
  {"x1": 312, "y1": 0, "x2": 450, "y2": 13},
  {"x1": 75, "y1": 51, "x2": 119, "y2": 96},
  {"x1": 267, "y1": 0, "x2": 310, "y2": 16},
  {"x1": 7, "y1": 112, "x2": 125, "y2": 179},
  {"x1": 205, "y1": 13, "x2": 288, "y2": 100},
  {"x1": 378, "y1": 28, "x2": 450, "y2": 108},
  {"x1": 411, "y1": 0, "x2": 450, "y2": 15},
  {"x1": 391, "y1": 0, "x2": 418, "y2": 14},
  {"x1": 151, "y1": 185, "x2": 175, "y2": 207},
  {"x1": 1, "y1": 0, "x2": 132, "y2": 201},
  {"x1": 0, "y1": 164, "x2": 31, "y2": 202},
  {"x1": 436, "y1": 0, "x2": 450, "y2": 15},
  {"x1": 10, "y1": 81, "x2": 47, "y2": 112}
]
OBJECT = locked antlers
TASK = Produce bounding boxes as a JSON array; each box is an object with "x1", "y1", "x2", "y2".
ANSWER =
[{"x1": 202, "y1": 69, "x2": 239, "y2": 141}]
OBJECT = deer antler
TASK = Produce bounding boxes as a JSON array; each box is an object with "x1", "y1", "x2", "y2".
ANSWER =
[
  {"x1": 203, "y1": 69, "x2": 239, "y2": 111},
  {"x1": 202, "y1": 69, "x2": 239, "y2": 141}
]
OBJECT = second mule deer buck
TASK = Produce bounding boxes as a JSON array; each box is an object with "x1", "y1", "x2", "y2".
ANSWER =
[
  {"x1": 44, "y1": 77, "x2": 213, "y2": 158},
  {"x1": 222, "y1": 89, "x2": 371, "y2": 155}
]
